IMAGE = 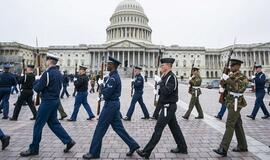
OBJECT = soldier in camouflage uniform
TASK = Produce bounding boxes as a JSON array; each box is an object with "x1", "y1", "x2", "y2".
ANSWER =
[
  {"x1": 213, "y1": 58, "x2": 249, "y2": 157},
  {"x1": 182, "y1": 67, "x2": 204, "y2": 119}
]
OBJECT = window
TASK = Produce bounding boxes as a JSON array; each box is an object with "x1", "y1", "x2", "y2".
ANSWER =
[
  {"x1": 191, "y1": 55, "x2": 193, "y2": 58},
  {"x1": 67, "y1": 59, "x2": 70, "y2": 66},
  {"x1": 176, "y1": 62, "x2": 178, "y2": 67},
  {"x1": 60, "y1": 54, "x2": 63, "y2": 57},
  {"x1": 82, "y1": 54, "x2": 84, "y2": 57},
  {"x1": 76, "y1": 54, "x2": 78, "y2": 57}
]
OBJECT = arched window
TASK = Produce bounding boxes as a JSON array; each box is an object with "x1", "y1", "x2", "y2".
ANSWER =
[
  {"x1": 215, "y1": 71, "x2": 218, "y2": 78},
  {"x1": 206, "y1": 71, "x2": 209, "y2": 78}
]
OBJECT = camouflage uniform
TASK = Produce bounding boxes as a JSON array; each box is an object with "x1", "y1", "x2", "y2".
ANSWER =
[
  {"x1": 183, "y1": 74, "x2": 203, "y2": 118},
  {"x1": 220, "y1": 71, "x2": 249, "y2": 152}
]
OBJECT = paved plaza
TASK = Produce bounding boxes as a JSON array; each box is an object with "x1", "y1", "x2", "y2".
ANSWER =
[{"x1": 0, "y1": 78, "x2": 270, "y2": 160}]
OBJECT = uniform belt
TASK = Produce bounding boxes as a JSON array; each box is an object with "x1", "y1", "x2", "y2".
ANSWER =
[
  {"x1": 229, "y1": 92, "x2": 243, "y2": 97},
  {"x1": 192, "y1": 86, "x2": 200, "y2": 89}
]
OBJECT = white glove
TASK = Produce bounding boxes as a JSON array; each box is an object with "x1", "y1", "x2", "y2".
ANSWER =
[
  {"x1": 98, "y1": 79, "x2": 104, "y2": 85},
  {"x1": 104, "y1": 72, "x2": 110, "y2": 78},
  {"x1": 153, "y1": 89, "x2": 158, "y2": 95},
  {"x1": 251, "y1": 75, "x2": 255, "y2": 79},
  {"x1": 21, "y1": 73, "x2": 24, "y2": 76},
  {"x1": 188, "y1": 76, "x2": 193, "y2": 81},
  {"x1": 154, "y1": 75, "x2": 161, "y2": 82},
  {"x1": 222, "y1": 74, "x2": 229, "y2": 80},
  {"x1": 219, "y1": 87, "x2": 225, "y2": 93},
  {"x1": 131, "y1": 79, "x2": 135, "y2": 82},
  {"x1": 73, "y1": 77, "x2": 77, "y2": 81},
  {"x1": 35, "y1": 75, "x2": 41, "y2": 80}
]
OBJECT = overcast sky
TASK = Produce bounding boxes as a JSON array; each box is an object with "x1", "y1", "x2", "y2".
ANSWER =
[{"x1": 0, "y1": 0, "x2": 269, "y2": 48}]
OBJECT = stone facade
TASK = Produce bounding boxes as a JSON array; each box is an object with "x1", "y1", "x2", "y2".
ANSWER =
[{"x1": 1, "y1": 0, "x2": 270, "y2": 78}]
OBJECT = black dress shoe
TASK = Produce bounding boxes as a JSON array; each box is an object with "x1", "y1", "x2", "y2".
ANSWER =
[
  {"x1": 232, "y1": 147, "x2": 248, "y2": 152},
  {"x1": 59, "y1": 115, "x2": 67, "y2": 120},
  {"x1": 67, "y1": 119, "x2": 76, "y2": 122},
  {"x1": 82, "y1": 153, "x2": 100, "y2": 159},
  {"x1": 213, "y1": 148, "x2": 227, "y2": 157},
  {"x1": 170, "y1": 147, "x2": 188, "y2": 154},
  {"x1": 150, "y1": 116, "x2": 157, "y2": 120},
  {"x1": 123, "y1": 117, "x2": 131, "y2": 121},
  {"x1": 195, "y1": 116, "x2": 204, "y2": 119},
  {"x1": 9, "y1": 117, "x2": 18, "y2": 121},
  {"x1": 182, "y1": 116, "x2": 189, "y2": 120},
  {"x1": 0, "y1": 110, "x2": 2, "y2": 114},
  {"x1": 214, "y1": 115, "x2": 222, "y2": 120},
  {"x1": 261, "y1": 115, "x2": 270, "y2": 119},
  {"x1": 246, "y1": 115, "x2": 255, "y2": 120},
  {"x1": 87, "y1": 116, "x2": 96, "y2": 120},
  {"x1": 2, "y1": 116, "x2": 8, "y2": 119},
  {"x1": 1, "y1": 135, "x2": 10, "y2": 150},
  {"x1": 126, "y1": 146, "x2": 140, "y2": 156},
  {"x1": 20, "y1": 149, "x2": 39, "y2": 157},
  {"x1": 136, "y1": 150, "x2": 149, "y2": 159},
  {"x1": 141, "y1": 117, "x2": 150, "y2": 120},
  {"x1": 64, "y1": 140, "x2": 76, "y2": 153},
  {"x1": 30, "y1": 117, "x2": 36, "y2": 120}
]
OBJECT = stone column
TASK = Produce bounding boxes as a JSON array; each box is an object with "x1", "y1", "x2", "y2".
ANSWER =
[
  {"x1": 138, "y1": 51, "x2": 140, "y2": 66},
  {"x1": 143, "y1": 51, "x2": 145, "y2": 67},
  {"x1": 128, "y1": 51, "x2": 130, "y2": 67},
  {"x1": 133, "y1": 51, "x2": 135, "y2": 65},
  {"x1": 148, "y1": 52, "x2": 150, "y2": 68},
  {"x1": 122, "y1": 51, "x2": 125, "y2": 65},
  {"x1": 117, "y1": 51, "x2": 120, "y2": 60},
  {"x1": 263, "y1": 51, "x2": 266, "y2": 65}
]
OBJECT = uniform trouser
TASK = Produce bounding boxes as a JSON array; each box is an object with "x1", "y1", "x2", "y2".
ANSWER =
[
  {"x1": 220, "y1": 107, "x2": 247, "y2": 151},
  {"x1": 217, "y1": 103, "x2": 227, "y2": 118},
  {"x1": 89, "y1": 101, "x2": 139, "y2": 157},
  {"x1": 60, "y1": 85, "x2": 70, "y2": 98},
  {"x1": 251, "y1": 91, "x2": 270, "y2": 117},
  {"x1": 152, "y1": 103, "x2": 162, "y2": 119},
  {"x1": 72, "y1": 88, "x2": 76, "y2": 97},
  {"x1": 126, "y1": 92, "x2": 149, "y2": 118},
  {"x1": 58, "y1": 101, "x2": 67, "y2": 118},
  {"x1": 29, "y1": 99, "x2": 72, "y2": 152},
  {"x1": 143, "y1": 104, "x2": 187, "y2": 156},
  {"x1": 89, "y1": 84, "x2": 95, "y2": 93},
  {"x1": 12, "y1": 90, "x2": 37, "y2": 119},
  {"x1": 0, "y1": 128, "x2": 5, "y2": 139},
  {"x1": 0, "y1": 88, "x2": 11, "y2": 118},
  {"x1": 184, "y1": 95, "x2": 204, "y2": 118},
  {"x1": 70, "y1": 91, "x2": 94, "y2": 120}
]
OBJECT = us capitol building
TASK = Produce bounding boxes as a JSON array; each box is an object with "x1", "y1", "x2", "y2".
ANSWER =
[{"x1": 1, "y1": 0, "x2": 270, "y2": 79}]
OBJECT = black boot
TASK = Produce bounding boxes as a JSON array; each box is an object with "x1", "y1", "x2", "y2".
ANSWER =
[
  {"x1": 20, "y1": 149, "x2": 39, "y2": 157},
  {"x1": 246, "y1": 115, "x2": 255, "y2": 120},
  {"x1": 9, "y1": 117, "x2": 18, "y2": 121},
  {"x1": 136, "y1": 150, "x2": 150, "y2": 159},
  {"x1": 82, "y1": 153, "x2": 100, "y2": 159},
  {"x1": 126, "y1": 146, "x2": 140, "y2": 156},
  {"x1": 232, "y1": 146, "x2": 248, "y2": 152},
  {"x1": 64, "y1": 140, "x2": 76, "y2": 153},
  {"x1": 170, "y1": 147, "x2": 188, "y2": 154},
  {"x1": 213, "y1": 148, "x2": 227, "y2": 157},
  {"x1": 1, "y1": 135, "x2": 10, "y2": 150}
]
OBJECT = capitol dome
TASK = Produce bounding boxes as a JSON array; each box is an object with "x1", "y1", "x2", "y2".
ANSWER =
[{"x1": 106, "y1": 0, "x2": 152, "y2": 44}]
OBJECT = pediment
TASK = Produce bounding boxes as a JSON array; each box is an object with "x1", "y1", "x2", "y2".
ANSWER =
[{"x1": 106, "y1": 40, "x2": 145, "y2": 49}]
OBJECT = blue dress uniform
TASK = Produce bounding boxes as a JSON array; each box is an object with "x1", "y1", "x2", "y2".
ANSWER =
[
  {"x1": 125, "y1": 66, "x2": 149, "y2": 120},
  {"x1": 248, "y1": 65, "x2": 270, "y2": 119},
  {"x1": 68, "y1": 66, "x2": 95, "y2": 121},
  {"x1": 0, "y1": 128, "x2": 10, "y2": 150},
  {"x1": 83, "y1": 57, "x2": 139, "y2": 159},
  {"x1": 20, "y1": 53, "x2": 75, "y2": 157},
  {"x1": 0, "y1": 64, "x2": 17, "y2": 119}
]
